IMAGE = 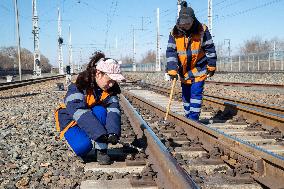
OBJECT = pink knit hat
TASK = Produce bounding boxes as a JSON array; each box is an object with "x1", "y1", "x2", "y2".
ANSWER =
[{"x1": 96, "y1": 58, "x2": 125, "y2": 82}]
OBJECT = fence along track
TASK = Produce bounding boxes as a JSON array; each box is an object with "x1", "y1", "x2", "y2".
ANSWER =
[{"x1": 121, "y1": 84, "x2": 284, "y2": 188}]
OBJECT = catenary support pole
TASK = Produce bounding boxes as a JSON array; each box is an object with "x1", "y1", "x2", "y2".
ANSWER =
[
  {"x1": 57, "y1": 8, "x2": 64, "y2": 75},
  {"x1": 132, "y1": 27, "x2": 136, "y2": 72},
  {"x1": 14, "y1": 0, "x2": 22, "y2": 81},
  {"x1": 177, "y1": 0, "x2": 182, "y2": 16},
  {"x1": 208, "y1": 0, "x2": 213, "y2": 36},
  {"x1": 32, "y1": 0, "x2": 41, "y2": 77},
  {"x1": 258, "y1": 56, "x2": 260, "y2": 71},
  {"x1": 238, "y1": 56, "x2": 241, "y2": 72},
  {"x1": 268, "y1": 53, "x2": 271, "y2": 71},
  {"x1": 68, "y1": 24, "x2": 73, "y2": 74},
  {"x1": 156, "y1": 8, "x2": 161, "y2": 71}
]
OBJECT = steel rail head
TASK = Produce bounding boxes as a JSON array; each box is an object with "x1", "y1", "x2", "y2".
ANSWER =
[
  {"x1": 120, "y1": 94, "x2": 199, "y2": 189},
  {"x1": 206, "y1": 80, "x2": 284, "y2": 89},
  {"x1": 0, "y1": 75, "x2": 66, "y2": 91},
  {"x1": 122, "y1": 89, "x2": 284, "y2": 188}
]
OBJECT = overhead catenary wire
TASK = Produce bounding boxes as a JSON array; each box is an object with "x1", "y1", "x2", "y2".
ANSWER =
[{"x1": 214, "y1": 0, "x2": 284, "y2": 21}]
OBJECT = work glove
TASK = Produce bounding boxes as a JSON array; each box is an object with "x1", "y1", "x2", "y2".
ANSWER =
[
  {"x1": 169, "y1": 74, "x2": 178, "y2": 81},
  {"x1": 164, "y1": 73, "x2": 171, "y2": 81},
  {"x1": 108, "y1": 133, "x2": 119, "y2": 145},
  {"x1": 206, "y1": 69, "x2": 215, "y2": 78},
  {"x1": 96, "y1": 134, "x2": 108, "y2": 143}
]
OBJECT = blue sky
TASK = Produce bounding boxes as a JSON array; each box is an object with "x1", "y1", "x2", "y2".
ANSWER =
[{"x1": 1, "y1": 0, "x2": 284, "y2": 67}]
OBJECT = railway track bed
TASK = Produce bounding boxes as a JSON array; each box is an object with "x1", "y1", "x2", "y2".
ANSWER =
[
  {"x1": 120, "y1": 82, "x2": 284, "y2": 188},
  {"x1": 1, "y1": 76, "x2": 284, "y2": 188}
]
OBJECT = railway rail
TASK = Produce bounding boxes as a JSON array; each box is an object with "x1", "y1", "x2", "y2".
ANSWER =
[
  {"x1": 206, "y1": 80, "x2": 284, "y2": 89},
  {"x1": 144, "y1": 82, "x2": 284, "y2": 129},
  {"x1": 121, "y1": 81, "x2": 284, "y2": 188},
  {"x1": 81, "y1": 98, "x2": 198, "y2": 189},
  {"x1": 0, "y1": 77, "x2": 198, "y2": 188},
  {"x1": 1, "y1": 75, "x2": 283, "y2": 188},
  {"x1": 0, "y1": 75, "x2": 65, "y2": 91}
]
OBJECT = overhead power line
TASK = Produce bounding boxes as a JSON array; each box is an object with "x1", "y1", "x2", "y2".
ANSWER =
[
  {"x1": 196, "y1": 0, "x2": 229, "y2": 14},
  {"x1": 215, "y1": 0, "x2": 284, "y2": 21}
]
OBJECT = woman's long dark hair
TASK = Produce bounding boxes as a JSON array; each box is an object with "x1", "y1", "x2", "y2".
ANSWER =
[
  {"x1": 75, "y1": 51, "x2": 105, "y2": 91},
  {"x1": 75, "y1": 51, "x2": 121, "y2": 95}
]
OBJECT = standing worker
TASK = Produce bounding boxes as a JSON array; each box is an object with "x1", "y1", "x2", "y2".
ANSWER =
[
  {"x1": 166, "y1": 5, "x2": 217, "y2": 121},
  {"x1": 55, "y1": 51, "x2": 125, "y2": 165}
]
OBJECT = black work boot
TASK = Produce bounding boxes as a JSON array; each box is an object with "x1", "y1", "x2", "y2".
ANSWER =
[{"x1": 96, "y1": 149, "x2": 111, "y2": 165}]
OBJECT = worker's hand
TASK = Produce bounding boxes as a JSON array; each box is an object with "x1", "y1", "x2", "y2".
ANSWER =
[
  {"x1": 165, "y1": 73, "x2": 178, "y2": 81},
  {"x1": 108, "y1": 134, "x2": 119, "y2": 145},
  {"x1": 96, "y1": 134, "x2": 108, "y2": 143},
  {"x1": 169, "y1": 74, "x2": 178, "y2": 81},
  {"x1": 164, "y1": 73, "x2": 171, "y2": 81},
  {"x1": 206, "y1": 69, "x2": 215, "y2": 78}
]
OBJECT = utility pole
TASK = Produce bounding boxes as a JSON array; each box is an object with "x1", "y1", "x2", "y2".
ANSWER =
[
  {"x1": 224, "y1": 39, "x2": 231, "y2": 71},
  {"x1": 78, "y1": 48, "x2": 82, "y2": 73},
  {"x1": 273, "y1": 41, "x2": 276, "y2": 70},
  {"x1": 224, "y1": 39, "x2": 231, "y2": 56},
  {"x1": 132, "y1": 27, "x2": 136, "y2": 71},
  {"x1": 156, "y1": 8, "x2": 161, "y2": 72},
  {"x1": 68, "y1": 24, "x2": 73, "y2": 74},
  {"x1": 57, "y1": 8, "x2": 64, "y2": 75},
  {"x1": 65, "y1": 24, "x2": 72, "y2": 84},
  {"x1": 14, "y1": 0, "x2": 22, "y2": 81},
  {"x1": 32, "y1": 0, "x2": 41, "y2": 77},
  {"x1": 208, "y1": 0, "x2": 213, "y2": 36},
  {"x1": 141, "y1": 17, "x2": 144, "y2": 31},
  {"x1": 177, "y1": 0, "x2": 182, "y2": 16}
]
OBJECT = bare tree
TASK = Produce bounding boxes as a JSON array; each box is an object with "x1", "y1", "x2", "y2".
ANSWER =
[
  {"x1": 0, "y1": 52, "x2": 15, "y2": 69},
  {"x1": 240, "y1": 36, "x2": 271, "y2": 55},
  {"x1": 0, "y1": 46, "x2": 52, "y2": 72},
  {"x1": 140, "y1": 50, "x2": 156, "y2": 64},
  {"x1": 120, "y1": 55, "x2": 132, "y2": 64},
  {"x1": 40, "y1": 54, "x2": 52, "y2": 72}
]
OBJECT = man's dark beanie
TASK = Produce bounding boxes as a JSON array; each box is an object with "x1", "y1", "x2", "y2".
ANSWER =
[{"x1": 177, "y1": 7, "x2": 195, "y2": 25}]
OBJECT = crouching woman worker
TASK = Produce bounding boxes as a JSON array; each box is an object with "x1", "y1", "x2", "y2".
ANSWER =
[{"x1": 55, "y1": 51, "x2": 125, "y2": 165}]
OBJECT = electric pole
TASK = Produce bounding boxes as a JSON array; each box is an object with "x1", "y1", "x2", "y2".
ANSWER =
[
  {"x1": 79, "y1": 48, "x2": 82, "y2": 72},
  {"x1": 57, "y1": 8, "x2": 64, "y2": 75},
  {"x1": 68, "y1": 24, "x2": 73, "y2": 74},
  {"x1": 32, "y1": 0, "x2": 41, "y2": 77},
  {"x1": 273, "y1": 41, "x2": 276, "y2": 69},
  {"x1": 14, "y1": 0, "x2": 22, "y2": 81},
  {"x1": 156, "y1": 8, "x2": 161, "y2": 71},
  {"x1": 224, "y1": 39, "x2": 231, "y2": 71},
  {"x1": 177, "y1": 0, "x2": 182, "y2": 16},
  {"x1": 224, "y1": 39, "x2": 231, "y2": 58},
  {"x1": 132, "y1": 27, "x2": 136, "y2": 72},
  {"x1": 208, "y1": 0, "x2": 213, "y2": 36}
]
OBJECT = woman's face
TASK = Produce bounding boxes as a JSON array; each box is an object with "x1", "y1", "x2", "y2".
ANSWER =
[
  {"x1": 178, "y1": 23, "x2": 193, "y2": 31},
  {"x1": 95, "y1": 71, "x2": 115, "y2": 91}
]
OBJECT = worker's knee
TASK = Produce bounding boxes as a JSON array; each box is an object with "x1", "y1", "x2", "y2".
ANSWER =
[
  {"x1": 64, "y1": 126, "x2": 93, "y2": 157},
  {"x1": 91, "y1": 105, "x2": 107, "y2": 125}
]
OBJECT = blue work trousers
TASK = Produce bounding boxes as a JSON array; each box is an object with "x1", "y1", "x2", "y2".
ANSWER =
[
  {"x1": 64, "y1": 106, "x2": 107, "y2": 157},
  {"x1": 181, "y1": 81, "x2": 205, "y2": 120}
]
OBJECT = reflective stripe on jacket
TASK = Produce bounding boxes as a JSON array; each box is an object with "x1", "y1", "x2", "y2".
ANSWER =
[
  {"x1": 54, "y1": 83, "x2": 121, "y2": 140},
  {"x1": 166, "y1": 22, "x2": 217, "y2": 84}
]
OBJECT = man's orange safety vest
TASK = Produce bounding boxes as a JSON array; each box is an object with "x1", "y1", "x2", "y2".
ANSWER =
[{"x1": 173, "y1": 24, "x2": 207, "y2": 84}]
